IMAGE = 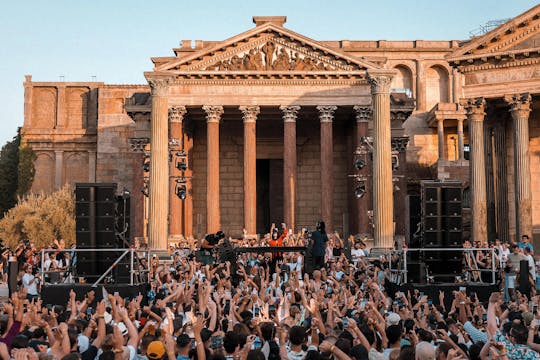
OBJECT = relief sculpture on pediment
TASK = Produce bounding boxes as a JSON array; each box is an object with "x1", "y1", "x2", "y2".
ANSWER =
[{"x1": 205, "y1": 39, "x2": 338, "y2": 71}]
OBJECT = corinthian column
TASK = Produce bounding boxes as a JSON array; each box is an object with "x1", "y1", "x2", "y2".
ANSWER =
[
  {"x1": 505, "y1": 93, "x2": 533, "y2": 240},
  {"x1": 148, "y1": 78, "x2": 170, "y2": 250},
  {"x1": 203, "y1": 105, "x2": 224, "y2": 233},
  {"x1": 280, "y1": 105, "x2": 300, "y2": 231},
  {"x1": 317, "y1": 105, "x2": 337, "y2": 232},
  {"x1": 169, "y1": 106, "x2": 187, "y2": 238},
  {"x1": 462, "y1": 98, "x2": 487, "y2": 242},
  {"x1": 367, "y1": 69, "x2": 395, "y2": 250},
  {"x1": 240, "y1": 106, "x2": 259, "y2": 235},
  {"x1": 353, "y1": 106, "x2": 372, "y2": 235}
]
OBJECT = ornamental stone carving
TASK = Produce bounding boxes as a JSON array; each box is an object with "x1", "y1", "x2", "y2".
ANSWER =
[
  {"x1": 353, "y1": 106, "x2": 372, "y2": 122},
  {"x1": 317, "y1": 106, "x2": 337, "y2": 123},
  {"x1": 239, "y1": 106, "x2": 260, "y2": 123},
  {"x1": 199, "y1": 35, "x2": 354, "y2": 72},
  {"x1": 461, "y1": 98, "x2": 486, "y2": 122},
  {"x1": 280, "y1": 105, "x2": 301, "y2": 123},
  {"x1": 504, "y1": 93, "x2": 532, "y2": 119},
  {"x1": 366, "y1": 70, "x2": 395, "y2": 94},
  {"x1": 202, "y1": 105, "x2": 224, "y2": 123},
  {"x1": 128, "y1": 138, "x2": 150, "y2": 153},
  {"x1": 169, "y1": 106, "x2": 187, "y2": 123},
  {"x1": 148, "y1": 78, "x2": 172, "y2": 97}
]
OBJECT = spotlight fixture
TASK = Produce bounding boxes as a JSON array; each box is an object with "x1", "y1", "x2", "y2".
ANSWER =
[
  {"x1": 142, "y1": 156, "x2": 150, "y2": 173},
  {"x1": 176, "y1": 161, "x2": 187, "y2": 171},
  {"x1": 355, "y1": 182, "x2": 366, "y2": 199},
  {"x1": 391, "y1": 152, "x2": 399, "y2": 171},
  {"x1": 176, "y1": 185, "x2": 187, "y2": 200},
  {"x1": 174, "y1": 151, "x2": 188, "y2": 171},
  {"x1": 354, "y1": 158, "x2": 366, "y2": 170},
  {"x1": 175, "y1": 178, "x2": 187, "y2": 200}
]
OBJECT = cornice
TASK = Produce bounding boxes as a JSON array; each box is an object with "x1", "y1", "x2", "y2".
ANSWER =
[
  {"x1": 172, "y1": 77, "x2": 367, "y2": 86},
  {"x1": 453, "y1": 52, "x2": 540, "y2": 74}
]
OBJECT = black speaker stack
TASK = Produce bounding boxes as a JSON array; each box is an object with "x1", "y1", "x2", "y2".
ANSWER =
[
  {"x1": 407, "y1": 181, "x2": 463, "y2": 283},
  {"x1": 75, "y1": 183, "x2": 130, "y2": 283}
]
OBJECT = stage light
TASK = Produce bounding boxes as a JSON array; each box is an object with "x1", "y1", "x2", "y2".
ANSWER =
[
  {"x1": 176, "y1": 161, "x2": 187, "y2": 171},
  {"x1": 354, "y1": 158, "x2": 366, "y2": 170},
  {"x1": 174, "y1": 151, "x2": 188, "y2": 171},
  {"x1": 355, "y1": 183, "x2": 366, "y2": 199},
  {"x1": 142, "y1": 156, "x2": 150, "y2": 173},
  {"x1": 176, "y1": 185, "x2": 187, "y2": 200}
]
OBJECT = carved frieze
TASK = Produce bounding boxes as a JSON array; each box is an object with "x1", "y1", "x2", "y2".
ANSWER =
[{"x1": 185, "y1": 34, "x2": 356, "y2": 73}]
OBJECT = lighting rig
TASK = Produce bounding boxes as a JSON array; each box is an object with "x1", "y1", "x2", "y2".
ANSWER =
[{"x1": 141, "y1": 140, "x2": 190, "y2": 200}]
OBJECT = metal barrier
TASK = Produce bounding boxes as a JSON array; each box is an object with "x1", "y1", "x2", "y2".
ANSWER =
[
  {"x1": 388, "y1": 247, "x2": 497, "y2": 285},
  {"x1": 40, "y1": 248, "x2": 150, "y2": 287}
]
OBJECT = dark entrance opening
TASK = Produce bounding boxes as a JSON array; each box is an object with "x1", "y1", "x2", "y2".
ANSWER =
[{"x1": 256, "y1": 159, "x2": 284, "y2": 234}]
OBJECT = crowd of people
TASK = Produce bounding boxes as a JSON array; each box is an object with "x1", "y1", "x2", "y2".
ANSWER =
[{"x1": 0, "y1": 222, "x2": 539, "y2": 360}]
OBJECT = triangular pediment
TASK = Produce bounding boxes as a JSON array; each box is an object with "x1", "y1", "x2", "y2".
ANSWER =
[
  {"x1": 448, "y1": 4, "x2": 540, "y2": 61},
  {"x1": 156, "y1": 22, "x2": 380, "y2": 74}
]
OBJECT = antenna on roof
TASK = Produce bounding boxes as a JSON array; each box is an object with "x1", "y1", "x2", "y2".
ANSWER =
[
  {"x1": 59, "y1": 75, "x2": 65, "y2": 82},
  {"x1": 91, "y1": 75, "x2": 97, "y2": 82}
]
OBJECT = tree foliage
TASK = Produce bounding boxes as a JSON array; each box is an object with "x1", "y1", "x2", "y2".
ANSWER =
[
  {"x1": 0, "y1": 185, "x2": 75, "y2": 248},
  {"x1": 0, "y1": 131, "x2": 20, "y2": 217},
  {"x1": 17, "y1": 145, "x2": 36, "y2": 197}
]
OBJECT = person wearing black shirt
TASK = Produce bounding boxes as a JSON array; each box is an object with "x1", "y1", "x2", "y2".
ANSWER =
[{"x1": 310, "y1": 221, "x2": 328, "y2": 270}]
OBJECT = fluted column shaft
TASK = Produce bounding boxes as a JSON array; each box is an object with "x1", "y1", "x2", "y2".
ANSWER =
[
  {"x1": 457, "y1": 117, "x2": 465, "y2": 161},
  {"x1": 240, "y1": 106, "x2": 259, "y2": 235},
  {"x1": 353, "y1": 106, "x2": 372, "y2": 235},
  {"x1": 281, "y1": 106, "x2": 300, "y2": 231},
  {"x1": 318, "y1": 106, "x2": 337, "y2": 232},
  {"x1": 368, "y1": 69, "x2": 396, "y2": 249},
  {"x1": 148, "y1": 79, "x2": 170, "y2": 250},
  {"x1": 203, "y1": 106, "x2": 224, "y2": 233},
  {"x1": 493, "y1": 121, "x2": 510, "y2": 242},
  {"x1": 463, "y1": 98, "x2": 487, "y2": 242},
  {"x1": 506, "y1": 93, "x2": 533, "y2": 239},
  {"x1": 437, "y1": 117, "x2": 445, "y2": 160},
  {"x1": 169, "y1": 106, "x2": 187, "y2": 238}
]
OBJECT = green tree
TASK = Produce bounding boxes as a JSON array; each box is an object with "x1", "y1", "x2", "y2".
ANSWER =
[
  {"x1": 16, "y1": 145, "x2": 36, "y2": 197},
  {"x1": 0, "y1": 185, "x2": 75, "y2": 249},
  {"x1": 0, "y1": 131, "x2": 20, "y2": 218}
]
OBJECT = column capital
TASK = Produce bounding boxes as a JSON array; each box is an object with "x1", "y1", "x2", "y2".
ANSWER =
[
  {"x1": 366, "y1": 69, "x2": 396, "y2": 95},
  {"x1": 148, "y1": 77, "x2": 172, "y2": 97},
  {"x1": 353, "y1": 106, "x2": 372, "y2": 123},
  {"x1": 504, "y1": 93, "x2": 532, "y2": 119},
  {"x1": 317, "y1": 105, "x2": 337, "y2": 123},
  {"x1": 202, "y1": 105, "x2": 224, "y2": 123},
  {"x1": 280, "y1": 105, "x2": 301, "y2": 123},
  {"x1": 168, "y1": 106, "x2": 186, "y2": 123},
  {"x1": 460, "y1": 97, "x2": 486, "y2": 122},
  {"x1": 239, "y1": 105, "x2": 260, "y2": 123},
  {"x1": 391, "y1": 110, "x2": 410, "y2": 123}
]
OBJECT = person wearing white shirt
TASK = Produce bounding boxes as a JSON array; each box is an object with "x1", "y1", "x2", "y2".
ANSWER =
[{"x1": 22, "y1": 263, "x2": 39, "y2": 300}]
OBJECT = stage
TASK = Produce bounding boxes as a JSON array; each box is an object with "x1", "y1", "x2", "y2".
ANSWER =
[
  {"x1": 386, "y1": 282, "x2": 499, "y2": 309},
  {"x1": 40, "y1": 283, "x2": 149, "y2": 306}
]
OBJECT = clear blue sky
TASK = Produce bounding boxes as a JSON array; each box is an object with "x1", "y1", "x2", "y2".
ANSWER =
[{"x1": 0, "y1": 0, "x2": 537, "y2": 145}]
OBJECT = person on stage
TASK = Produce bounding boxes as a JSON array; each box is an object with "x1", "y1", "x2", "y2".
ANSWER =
[
  {"x1": 310, "y1": 220, "x2": 328, "y2": 270},
  {"x1": 268, "y1": 223, "x2": 287, "y2": 271}
]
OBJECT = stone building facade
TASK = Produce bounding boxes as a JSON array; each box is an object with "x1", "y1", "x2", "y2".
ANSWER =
[{"x1": 21, "y1": 6, "x2": 540, "y2": 250}]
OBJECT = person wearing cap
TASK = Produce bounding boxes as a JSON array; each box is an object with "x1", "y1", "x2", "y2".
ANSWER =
[{"x1": 146, "y1": 341, "x2": 166, "y2": 360}]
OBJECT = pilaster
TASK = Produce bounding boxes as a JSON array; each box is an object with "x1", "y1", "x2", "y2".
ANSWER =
[{"x1": 169, "y1": 106, "x2": 187, "y2": 239}]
